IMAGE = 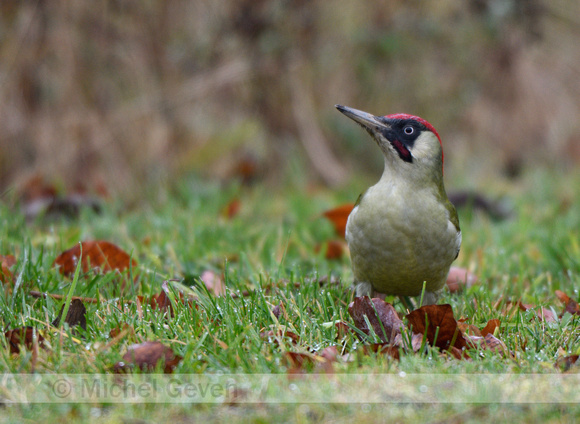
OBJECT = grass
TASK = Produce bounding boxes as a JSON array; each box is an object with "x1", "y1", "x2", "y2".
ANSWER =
[{"x1": 1, "y1": 167, "x2": 580, "y2": 422}]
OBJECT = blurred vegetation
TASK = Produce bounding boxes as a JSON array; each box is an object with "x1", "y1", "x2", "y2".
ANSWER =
[{"x1": 1, "y1": 0, "x2": 579, "y2": 196}]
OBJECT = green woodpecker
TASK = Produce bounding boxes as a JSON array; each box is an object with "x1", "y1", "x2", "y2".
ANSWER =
[{"x1": 336, "y1": 105, "x2": 461, "y2": 305}]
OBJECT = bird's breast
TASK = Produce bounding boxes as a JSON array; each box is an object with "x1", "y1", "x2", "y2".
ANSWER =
[{"x1": 345, "y1": 182, "x2": 459, "y2": 295}]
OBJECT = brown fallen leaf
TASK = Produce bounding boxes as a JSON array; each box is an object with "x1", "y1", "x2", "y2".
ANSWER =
[
  {"x1": 200, "y1": 270, "x2": 225, "y2": 296},
  {"x1": 30, "y1": 290, "x2": 100, "y2": 304},
  {"x1": 316, "y1": 346, "x2": 339, "y2": 373},
  {"x1": 271, "y1": 303, "x2": 283, "y2": 320},
  {"x1": 318, "y1": 345, "x2": 339, "y2": 362},
  {"x1": 229, "y1": 154, "x2": 260, "y2": 185},
  {"x1": 223, "y1": 198, "x2": 241, "y2": 219},
  {"x1": 444, "y1": 346, "x2": 463, "y2": 360},
  {"x1": 457, "y1": 321, "x2": 483, "y2": 338},
  {"x1": 151, "y1": 289, "x2": 172, "y2": 311},
  {"x1": 284, "y1": 351, "x2": 315, "y2": 369},
  {"x1": 465, "y1": 333, "x2": 509, "y2": 356},
  {"x1": 109, "y1": 323, "x2": 136, "y2": 340},
  {"x1": 537, "y1": 308, "x2": 558, "y2": 322},
  {"x1": 284, "y1": 348, "x2": 338, "y2": 374},
  {"x1": 480, "y1": 319, "x2": 501, "y2": 337},
  {"x1": 315, "y1": 240, "x2": 346, "y2": 260},
  {"x1": 42, "y1": 195, "x2": 102, "y2": 220},
  {"x1": 456, "y1": 318, "x2": 500, "y2": 339},
  {"x1": 555, "y1": 355, "x2": 579, "y2": 372},
  {"x1": 394, "y1": 331, "x2": 425, "y2": 353},
  {"x1": 224, "y1": 386, "x2": 251, "y2": 405},
  {"x1": 114, "y1": 341, "x2": 182, "y2": 374},
  {"x1": 322, "y1": 204, "x2": 354, "y2": 238},
  {"x1": 54, "y1": 240, "x2": 137, "y2": 277},
  {"x1": 5, "y1": 327, "x2": 46, "y2": 354},
  {"x1": 138, "y1": 281, "x2": 196, "y2": 316},
  {"x1": 0, "y1": 254, "x2": 17, "y2": 286},
  {"x1": 348, "y1": 296, "x2": 404, "y2": 343},
  {"x1": 494, "y1": 298, "x2": 556, "y2": 322},
  {"x1": 481, "y1": 333, "x2": 508, "y2": 354},
  {"x1": 20, "y1": 175, "x2": 102, "y2": 221},
  {"x1": 406, "y1": 304, "x2": 468, "y2": 350},
  {"x1": 334, "y1": 321, "x2": 351, "y2": 339},
  {"x1": 138, "y1": 287, "x2": 171, "y2": 314},
  {"x1": 362, "y1": 343, "x2": 401, "y2": 360},
  {"x1": 453, "y1": 318, "x2": 507, "y2": 357},
  {"x1": 20, "y1": 174, "x2": 57, "y2": 202},
  {"x1": 260, "y1": 329, "x2": 300, "y2": 345},
  {"x1": 555, "y1": 290, "x2": 580, "y2": 316},
  {"x1": 446, "y1": 266, "x2": 478, "y2": 293},
  {"x1": 52, "y1": 299, "x2": 87, "y2": 330},
  {"x1": 517, "y1": 302, "x2": 558, "y2": 322}
]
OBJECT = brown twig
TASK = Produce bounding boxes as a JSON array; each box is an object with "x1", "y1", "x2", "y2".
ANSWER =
[{"x1": 29, "y1": 290, "x2": 100, "y2": 304}]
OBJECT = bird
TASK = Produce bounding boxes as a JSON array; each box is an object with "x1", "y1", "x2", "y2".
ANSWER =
[{"x1": 335, "y1": 105, "x2": 461, "y2": 306}]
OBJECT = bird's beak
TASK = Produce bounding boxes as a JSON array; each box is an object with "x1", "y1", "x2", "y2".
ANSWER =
[{"x1": 335, "y1": 105, "x2": 389, "y2": 132}]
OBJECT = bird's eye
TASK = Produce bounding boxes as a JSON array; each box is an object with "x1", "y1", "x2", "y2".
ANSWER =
[{"x1": 404, "y1": 126, "x2": 414, "y2": 135}]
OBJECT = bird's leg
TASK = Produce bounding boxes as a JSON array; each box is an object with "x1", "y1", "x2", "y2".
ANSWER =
[
  {"x1": 372, "y1": 291, "x2": 387, "y2": 301},
  {"x1": 398, "y1": 296, "x2": 415, "y2": 312},
  {"x1": 420, "y1": 290, "x2": 441, "y2": 306},
  {"x1": 354, "y1": 281, "x2": 373, "y2": 297}
]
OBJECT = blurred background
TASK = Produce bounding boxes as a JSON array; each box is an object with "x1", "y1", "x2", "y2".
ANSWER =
[{"x1": 1, "y1": 0, "x2": 579, "y2": 198}]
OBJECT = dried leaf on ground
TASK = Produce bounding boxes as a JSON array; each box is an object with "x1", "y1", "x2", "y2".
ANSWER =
[
  {"x1": 316, "y1": 346, "x2": 339, "y2": 373},
  {"x1": 348, "y1": 296, "x2": 403, "y2": 343},
  {"x1": 494, "y1": 298, "x2": 557, "y2": 322},
  {"x1": 406, "y1": 304, "x2": 468, "y2": 350},
  {"x1": 200, "y1": 270, "x2": 225, "y2": 296},
  {"x1": 555, "y1": 290, "x2": 580, "y2": 316},
  {"x1": 315, "y1": 240, "x2": 346, "y2": 260},
  {"x1": 229, "y1": 154, "x2": 260, "y2": 185},
  {"x1": 518, "y1": 302, "x2": 558, "y2": 322},
  {"x1": 284, "y1": 351, "x2": 315, "y2": 369},
  {"x1": 114, "y1": 341, "x2": 182, "y2": 374},
  {"x1": 362, "y1": 343, "x2": 401, "y2": 360},
  {"x1": 555, "y1": 355, "x2": 579, "y2": 372},
  {"x1": 138, "y1": 286, "x2": 171, "y2": 314},
  {"x1": 0, "y1": 254, "x2": 17, "y2": 285},
  {"x1": 446, "y1": 266, "x2": 478, "y2": 293},
  {"x1": 334, "y1": 321, "x2": 351, "y2": 339},
  {"x1": 20, "y1": 175, "x2": 101, "y2": 221},
  {"x1": 138, "y1": 281, "x2": 196, "y2": 316},
  {"x1": 456, "y1": 318, "x2": 507, "y2": 356},
  {"x1": 54, "y1": 240, "x2": 137, "y2": 277},
  {"x1": 222, "y1": 198, "x2": 241, "y2": 219},
  {"x1": 446, "y1": 346, "x2": 467, "y2": 360},
  {"x1": 260, "y1": 329, "x2": 300, "y2": 345},
  {"x1": 271, "y1": 303, "x2": 284, "y2": 320},
  {"x1": 466, "y1": 333, "x2": 509, "y2": 356},
  {"x1": 284, "y1": 348, "x2": 338, "y2": 374},
  {"x1": 322, "y1": 204, "x2": 354, "y2": 238},
  {"x1": 5, "y1": 326, "x2": 46, "y2": 354},
  {"x1": 20, "y1": 175, "x2": 57, "y2": 202},
  {"x1": 109, "y1": 323, "x2": 136, "y2": 340},
  {"x1": 457, "y1": 322, "x2": 483, "y2": 337},
  {"x1": 318, "y1": 345, "x2": 339, "y2": 362},
  {"x1": 29, "y1": 290, "x2": 99, "y2": 303},
  {"x1": 52, "y1": 299, "x2": 87, "y2": 330},
  {"x1": 457, "y1": 318, "x2": 500, "y2": 339},
  {"x1": 480, "y1": 319, "x2": 501, "y2": 336}
]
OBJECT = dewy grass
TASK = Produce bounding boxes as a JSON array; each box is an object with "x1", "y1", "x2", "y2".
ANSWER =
[
  {"x1": 57, "y1": 245, "x2": 83, "y2": 331},
  {"x1": 0, "y1": 168, "x2": 579, "y2": 420}
]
